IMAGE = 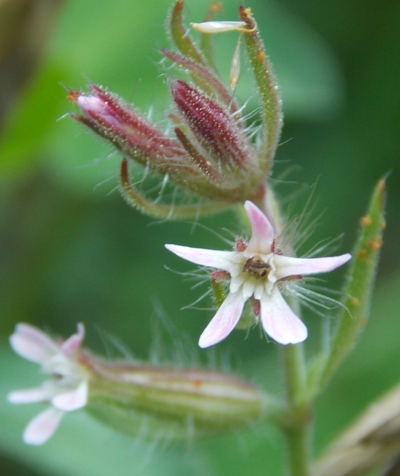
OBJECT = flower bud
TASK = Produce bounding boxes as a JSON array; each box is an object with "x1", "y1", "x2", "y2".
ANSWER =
[
  {"x1": 68, "y1": 87, "x2": 185, "y2": 167},
  {"x1": 171, "y1": 80, "x2": 252, "y2": 171},
  {"x1": 8, "y1": 323, "x2": 266, "y2": 444},
  {"x1": 68, "y1": 2, "x2": 282, "y2": 219}
]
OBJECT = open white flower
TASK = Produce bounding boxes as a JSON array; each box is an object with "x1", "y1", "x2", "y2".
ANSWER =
[
  {"x1": 8, "y1": 323, "x2": 88, "y2": 445},
  {"x1": 166, "y1": 201, "x2": 351, "y2": 348}
]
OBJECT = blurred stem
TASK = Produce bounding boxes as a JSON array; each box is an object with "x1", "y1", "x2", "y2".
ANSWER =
[{"x1": 281, "y1": 344, "x2": 312, "y2": 476}]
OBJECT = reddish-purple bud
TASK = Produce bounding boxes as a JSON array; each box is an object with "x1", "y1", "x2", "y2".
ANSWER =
[
  {"x1": 68, "y1": 87, "x2": 185, "y2": 167},
  {"x1": 171, "y1": 80, "x2": 252, "y2": 170}
]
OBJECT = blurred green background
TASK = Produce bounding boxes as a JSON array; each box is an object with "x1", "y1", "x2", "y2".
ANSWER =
[{"x1": 0, "y1": 0, "x2": 399, "y2": 474}]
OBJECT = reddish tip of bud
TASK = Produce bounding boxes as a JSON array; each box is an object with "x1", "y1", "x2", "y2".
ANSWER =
[{"x1": 67, "y1": 90, "x2": 81, "y2": 103}]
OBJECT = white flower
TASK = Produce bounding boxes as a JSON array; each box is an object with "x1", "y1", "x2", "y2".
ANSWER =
[
  {"x1": 166, "y1": 201, "x2": 351, "y2": 348},
  {"x1": 8, "y1": 323, "x2": 88, "y2": 445}
]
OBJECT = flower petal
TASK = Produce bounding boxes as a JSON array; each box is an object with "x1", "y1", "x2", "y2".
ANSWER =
[
  {"x1": 52, "y1": 380, "x2": 88, "y2": 411},
  {"x1": 191, "y1": 21, "x2": 247, "y2": 34},
  {"x1": 165, "y1": 244, "x2": 233, "y2": 270},
  {"x1": 274, "y1": 253, "x2": 351, "y2": 280},
  {"x1": 260, "y1": 288, "x2": 307, "y2": 345},
  {"x1": 23, "y1": 407, "x2": 64, "y2": 445},
  {"x1": 8, "y1": 386, "x2": 51, "y2": 404},
  {"x1": 61, "y1": 323, "x2": 85, "y2": 356},
  {"x1": 244, "y1": 201, "x2": 275, "y2": 254},
  {"x1": 9, "y1": 324, "x2": 59, "y2": 364},
  {"x1": 199, "y1": 292, "x2": 245, "y2": 348},
  {"x1": 77, "y1": 95, "x2": 122, "y2": 129}
]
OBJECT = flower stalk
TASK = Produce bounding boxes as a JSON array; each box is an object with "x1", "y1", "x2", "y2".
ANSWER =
[{"x1": 281, "y1": 343, "x2": 312, "y2": 476}]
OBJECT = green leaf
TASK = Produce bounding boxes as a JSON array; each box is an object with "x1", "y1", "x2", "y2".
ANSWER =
[
  {"x1": 0, "y1": 63, "x2": 69, "y2": 179},
  {"x1": 310, "y1": 178, "x2": 387, "y2": 394}
]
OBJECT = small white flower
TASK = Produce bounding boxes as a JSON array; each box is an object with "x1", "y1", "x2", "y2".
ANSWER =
[
  {"x1": 8, "y1": 323, "x2": 88, "y2": 445},
  {"x1": 166, "y1": 201, "x2": 351, "y2": 348}
]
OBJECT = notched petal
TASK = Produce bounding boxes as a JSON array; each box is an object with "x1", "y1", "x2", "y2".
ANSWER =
[
  {"x1": 274, "y1": 254, "x2": 352, "y2": 281},
  {"x1": 52, "y1": 380, "x2": 88, "y2": 411},
  {"x1": 245, "y1": 201, "x2": 275, "y2": 254},
  {"x1": 199, "y1": 292, "x2": 246, "y2": 348},
  {"x1": 8, "y1": 386, "x2": 51, "y2": 404},
  {"x1": 9, "y1": 324, "x2": 58, "y2": 364},
  {"x1": 260, "y1": 289, "x2": 307, "y2": 345},
  {"x1": 61, "y1": 323, "x2": 85, "y2": 356},
  {"x1": 23, "y1": 408, "x2": 64, "y2": 445},
  {"x1": 165, "y1": 244, "x2": 233, "y2": 269}
]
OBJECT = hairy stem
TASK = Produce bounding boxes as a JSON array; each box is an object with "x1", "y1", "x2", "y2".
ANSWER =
[{"x1": 281, "y1": 344, "x2": 312, "y2": 476}]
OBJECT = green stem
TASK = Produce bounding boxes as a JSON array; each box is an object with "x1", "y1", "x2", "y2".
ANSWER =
[
  {"x1": 282, "y1": 344, "x2": 306, "y2": 402},
  {"x1": 281, "y1": 344, "x2": 312, "y2": 476},
  {"x1": 284, "y1": 425, "x2": 312, "y2": 476}
]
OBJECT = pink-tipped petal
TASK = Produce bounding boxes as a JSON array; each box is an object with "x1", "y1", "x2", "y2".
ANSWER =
[
  {"x1": 10, "y1": 324, "x2": 58, "y2": 364},
  {"x1": 23, "y1": 408, "x2": 64, "y2": 445},
  {"x1": 77, "y1": 95, "x2": 105, "y2": 115},
  {"x1": 165, "y1": 244, "x2": 233, "y2": 270},
  {"x1": 61, "y1": 323, "x2": 85, "y2": 356},
  {"x1": 52, "y1": 380, "x2": 88, "y2": 411},
  {"x1": 274, "y1": 253, "x2": 351, "y2": 280},
  {"x1": 199, "y1": 292, "x2": 245, "y2": 348},
  {"x1": 244, "y1": 201, "x2": 275, "y2": 254},
  {"x1": 260, "y1": 289, "x2": 307, "y2": 345},
  {"x1": 8, "y1": 386, "x2": 51, "y2": 404}
]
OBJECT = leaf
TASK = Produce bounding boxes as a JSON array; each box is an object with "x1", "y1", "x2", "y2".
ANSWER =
[{"x1": 310, "y1": 178, "x2": 387, "y2": 394}]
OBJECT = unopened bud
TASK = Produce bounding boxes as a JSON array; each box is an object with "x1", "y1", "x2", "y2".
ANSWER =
[
  {"x1": 171, "y1": 80, "x2": 251, "y2": 170},
  {"x1": 68, "y1": 87, "x2": 184, "y2": 166}
]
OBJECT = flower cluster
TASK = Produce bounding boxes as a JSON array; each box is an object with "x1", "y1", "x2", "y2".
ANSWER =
[
  {"x1": 167, "y1": 201, "x2": 351, "y2": 347},
  {"x1": 68, "y1": 2, "x2": 282, "y2": 219}
]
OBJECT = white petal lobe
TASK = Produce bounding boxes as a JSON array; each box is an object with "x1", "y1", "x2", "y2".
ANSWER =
[
  {"x1": 199, "y1": 292, "x2": 245, "y2": 348},
  {"x1": 10, "y1": 324, "x2": 59, "y2": 364},
  {"x1": 260, "y1": 289, "x2": 307, "y2": 345},
  {"x1": 274, "y1": 254, "x2": 351, "y2": 280},
  {"x1": 23, "y1": 408, "x2": 64, "y2": 445},
  {"x1": 165, "y1": 244, "x2": 233, "y2": 269}
]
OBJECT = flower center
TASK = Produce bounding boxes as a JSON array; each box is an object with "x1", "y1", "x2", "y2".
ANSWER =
[{"x1": 242, "y1": 256, "x2": 271, "y2": 279}]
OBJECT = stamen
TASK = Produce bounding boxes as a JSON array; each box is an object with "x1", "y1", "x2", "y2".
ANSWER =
[
  {"x1": 243, "y1": 256, "x2": 271, "y2": 278},
  {"x1": 235, "y1": 238, "x2": 247, "y2": 252}
]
